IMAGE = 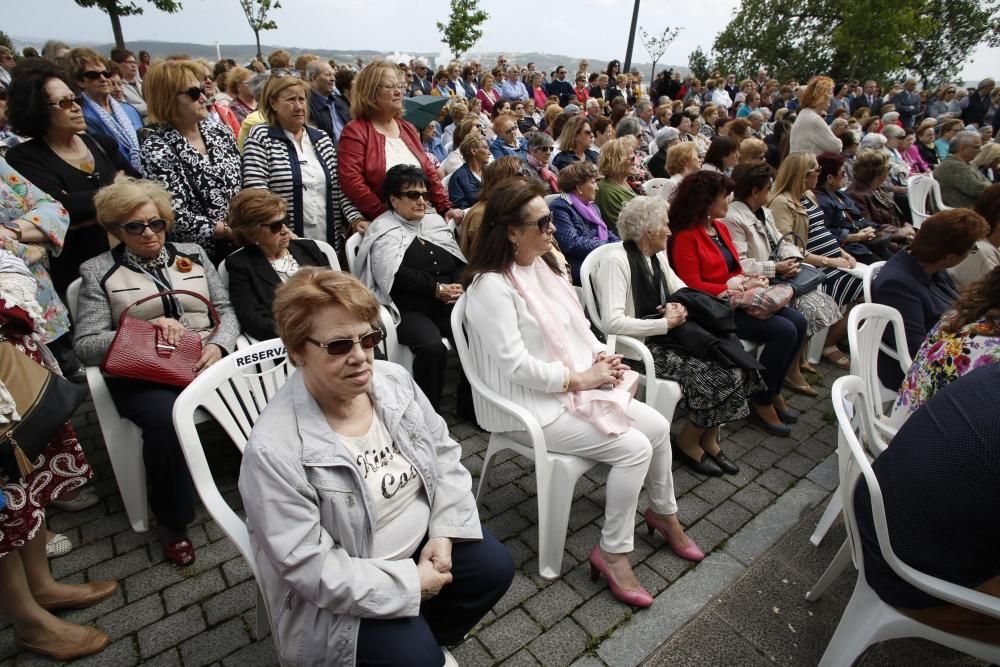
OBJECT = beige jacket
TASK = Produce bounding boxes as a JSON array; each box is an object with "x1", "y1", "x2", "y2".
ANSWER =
[
  {"x1": 723, "y1": 201, "x2": 803, "y2": 277},
  {"x1": 769, "y1": 191, "x2": 816, "y2": 241}
]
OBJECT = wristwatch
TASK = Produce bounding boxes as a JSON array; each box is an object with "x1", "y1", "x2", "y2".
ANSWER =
[{"x1": 821, "y1": 257, "x2": 831, "y2": 268}]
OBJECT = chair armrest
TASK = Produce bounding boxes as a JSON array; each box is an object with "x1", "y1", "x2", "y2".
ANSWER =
[
  {"x1": 610, "y1": 334, "x2": 658, "y2": 407},
  {"x1": 837, "y1": 265, "x2": 867, "y2": 281},
  {"x1": 463, "y1": 368, "x2": 547, "y2": 459}
]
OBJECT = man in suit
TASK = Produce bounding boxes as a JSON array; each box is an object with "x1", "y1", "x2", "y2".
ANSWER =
[
  {"x1": 306, "y1": 59, "x2": 351, "y2": 144},
  {"x1": 891, "y1": 78, "x2": 922, "y2": 129},
  {"x1": 548, "y1": 65, "x2": 575, "y2": 108},
  {"x1": 410, "y1": 58, "x2": 432, "y2": 96},
  {"x1": 851, "y1": 80, "x2": 883, "y2": 116}
]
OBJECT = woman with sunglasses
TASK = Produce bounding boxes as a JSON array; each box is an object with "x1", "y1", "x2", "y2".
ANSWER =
[
  {"x1": 463, "y1": 179, "x2": 700, "y2": 608},
  {"x1": 225, "y1": 189, "x2": 333, "y2": 341},
  {"x1": 356, "y1": 165, "x2": 468, "y2": 412},
  {"x1": 239, "y1": 268, "x2": 513, "y2": 667},
  {"x1": 73, "y1": 178, "x2": 239, "y2": 567},
  {"x1": 139, "y1": 60, "x2": 242, "y2": 262},
  {"x1": 552, "y1": 115, "x2": 598, "y2": 172},
  {"x1": 66, "y1": 48, "x2": 144, "y2": 175}
]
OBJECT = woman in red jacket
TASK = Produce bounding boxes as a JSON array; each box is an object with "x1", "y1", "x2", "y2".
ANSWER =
[
  {"x1": 668, "y1": 171, "x2": 807, "y2": 437},
  {"x1": 337, "y1": 62, "x2": 464, "y2": 235}
]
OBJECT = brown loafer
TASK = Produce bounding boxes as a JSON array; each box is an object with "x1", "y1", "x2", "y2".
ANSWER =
[
  {"x1": 36, "y1": 580, "x2": 118, "y2": 611},
  {"x1": 15, "y1": 626, "x2": 111, "y2": 661}
]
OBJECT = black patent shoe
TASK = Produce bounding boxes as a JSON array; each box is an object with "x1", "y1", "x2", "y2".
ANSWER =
[
  {"x1": 776, "y1": 407, "x2": 800, "y2": 424},
  {"x1": 707, "y1": 450, "x2": 740, "y2": 475},
  {"x1": 749, "y1": 411, "x2": 793, "y2": 437},
  {"x1": 672, "y1": 442, "x2": 724, "y2": 477}
]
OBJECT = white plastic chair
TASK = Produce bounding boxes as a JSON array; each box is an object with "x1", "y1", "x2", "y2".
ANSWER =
[
  {"x1": 641, "y1": 178, "x2": 670, "y2": 198},
  {"x1": 67, "y1": 278, "x2": 150, "y2": 533},
  {"x1": 172, "y1": 337, "x2": 294, "y2": 643},
  {"x1": 929, "y1": 176, "x2": 952, "y2": 214},
  {"x1": 817, "y1": 375, "x2": 1000, "y2": 666},
  {"x1": 345, "y1": 232, "x2": 363, "y2": 276},
  {"x1": 441, "y1": 171, "x2": 453, "y2": 189},
  {"x1": 544, "y1": 193, "x2": 561, "y2": 206},
  {"x1": 808, "y1": 304, "x2": 910, "y2": 551},
  {"x1": 907, "y1": 174, "x2": 935, "y2": 228},
  {"x1": 579, "y1": 244, "x2": 682, "y2": 423},
  {"x1": 862, "y1": 260, "x2": 885, "y2": 304},
  {"x1": 451, "y1": 294, "x2": 596, "y2": 580}
]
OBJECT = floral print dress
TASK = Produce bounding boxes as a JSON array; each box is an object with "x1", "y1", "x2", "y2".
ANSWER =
[
  {"x1": 0, "y1": 158, "x2": 71, "y2": 343},
  {"x1": 890, "y1": 313, "x2": 1000, "y2": 428}
]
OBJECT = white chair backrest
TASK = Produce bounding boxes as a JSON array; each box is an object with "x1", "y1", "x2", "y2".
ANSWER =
[
  {"x1": 313, "y1": 239, "x2": 341, "y2": 271},
  {"x1": 217, "y1": 259, "x2": 230, "y2": 287},
  {"x1": 345, "y1": 233, "x2": 362, "y2": 276},
  {"x1": 930, "y1": 177, "x2": 952, "y2": 213},
  {"x1": 862, "y1": 260, "x2": 885, "y2": 304},
  {"x1": 907, "y1": 175, "x2": 934, "y2": 227},
  {"x1": 642, "y1": 178, "x2": 670, "y2": 198},
  {"x1": 847, "y1": 303, "x2": 911, "y2": 437},
  {"x1": 441, "y1": 171, "x2": 453, "y2": 189},
  {"x1": 544, "y1": 194, "x2": 561, "y2": 206},
  {"x1": 66, "y1": 278, "x2": 82, "y2": 320},
  {"x1": 832, "y1": 375, "x2": 1000, "y2": 617}
]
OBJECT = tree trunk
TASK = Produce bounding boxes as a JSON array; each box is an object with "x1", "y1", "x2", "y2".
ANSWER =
[
  {"x1": 254, "y1": 29, "x2": 262, "y2": 62},
  {"x1": 108, "y1": 5, "x2": 125, "y2": 48},
  {"x1": 650, "y1": 60, "x2": 658, "y2": 91}
]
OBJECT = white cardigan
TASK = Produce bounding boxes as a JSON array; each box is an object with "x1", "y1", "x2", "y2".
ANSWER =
[
  {"x1": 789, "y1": 108, "x2": 842, "y2": 155},
  {"x1": 596, "y1": 244, "x2": 686, "y2": 344},
  {"x1": 465, "y1": 268, "x2": 603, "y2": 432}
]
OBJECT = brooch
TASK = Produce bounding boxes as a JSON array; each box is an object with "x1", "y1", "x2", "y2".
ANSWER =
[{"x1": 175, "y1": 257, "x2": 193, "y2": 273}]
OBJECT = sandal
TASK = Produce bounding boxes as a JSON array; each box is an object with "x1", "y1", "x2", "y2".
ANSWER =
[
  {"x1": 46, "y1": 533, "x2": 73, "y2": 558},
  {"x1": 785, "y1": 381, "x2": 819, "y2": 398},
  {"x1": 800, "y1": 361, "x2": 818, "y2": 374},
  {"x1": 822, "y1": 347, "x2": 850, "y2": 369}
]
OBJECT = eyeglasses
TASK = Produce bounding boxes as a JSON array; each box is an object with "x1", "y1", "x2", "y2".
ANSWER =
[
  {"x1": 306, "y1": 329, "x2": 384, "y2": 356},
  {"x1": 581, "y1": 129, "x2": 593, "y2": 135},
  {"x1": 118, "y1": 218, "x2": 168, "y2": 235},
  {"x1": 177, "y1": 86, "x2": 204, "y2": 101},
  {"x1": 399, "y1": 190, "x2": 429, "y2": 201},
  {"x1": 82, "y1": 70, "x2": 112, "y2": 80},
  {"x1": 380, "y1": 83, "x2": 406, "y2": 92},
  {"x1": 261, "y1": 217, "x2": 289, "y2": 234},
  {"x1": 536, "y1": 146, "x2": 555, "y2": 152},
  {"x1": 526, "y1": 213, "x2": 553, "y2": 232},
  {"x1": 46, "y1": 95, "x2": 81, "y2": 109}
]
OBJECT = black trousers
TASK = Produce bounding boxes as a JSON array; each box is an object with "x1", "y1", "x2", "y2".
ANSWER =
[
  {"x1": 356, "y1": 528, "x2": 514, "y2": 666},
  {"x1": 105, "y1": 377, "x2": 194, "y2": 532},
  {"x1": 733, "y1": 306, "x2": 808, "y2": 404},
  {"x1": 395, "y1": 307, "x2": 472, "y2": 413}
]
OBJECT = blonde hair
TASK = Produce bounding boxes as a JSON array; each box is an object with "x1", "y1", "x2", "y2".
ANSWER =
[
  {"x1": 350, "y1": 62, "x2": 402, "y2": 120},
  {"x1": 558, "y1": 115, "x2": 590, "y2": 153},
  {"x1": 260, "y1": 75, "x2": 309, "y2": 126},
  {"x1": 770, "y1": 152, "x2": 818, "y2": 204},
  {"x1": 66, "y1": 47, "x2": 106, "y2": 80},
  {"x1": 972, "y1": 143, "x2": 1000, "y2": 169},
  {"x1": 666, "y1": 142, "x2": 698, "y2": 177},
  {"x1": 738, "y1": 137, "x2": 767, "y2": 162},
  {"x1": 94, "y1": 178, "x2": 175, "y2": 235},
  {"x1": 598, "y1": 137, "x2": 634, "y2": 180},
  {"x1": 227, "y1": 188, "x2": 287, "y2": 247},
  {"x1": 144, "y1": 60, "x2": 208, "y2": 125},
  {"x1": 225, "y1": 66, "x2": 253, "y2": 95},
  {"x1": 273, "y1": 268, "x2": 381, "y2": 363},
  {"x1": 800, "y1": 76, "x2": 834, "y2": 110}
]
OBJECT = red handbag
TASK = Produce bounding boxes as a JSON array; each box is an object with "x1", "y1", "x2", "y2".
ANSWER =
[{"x1": 101, "y1": 290, "x2": 220, "y2": 388}]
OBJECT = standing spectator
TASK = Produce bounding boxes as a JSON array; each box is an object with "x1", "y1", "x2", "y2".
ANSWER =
[
  {"x1": 789, "y1": 76, "x2": 842, "y2": 156},
  {"x1": 548, "y1": 66, "x2": 575, "y2": 107},
  {"x1": 934, "y1": 130, "x2": 990, "y2": 208},
  {"x1": 109, "y1": 48, "x2": 147, "y2": 121},
  {"x1": 961, "y1": 78, "x2": 996, "y2": 127},
  {"x1": 138, "y1": 50, "x2": 151, "y2": 77},
  {"x1": 851, "y1": 80, "x2": 883, "y2": 116},
  {"x1": 140, "y1": 60, "x2": 242, "y2": 261},
  {"x1": 67, "y1": 48, "x2": 143, "y2": 174},
  {"x1": 890, "y1": 78, "x2": 922, "y2": 129},
  {"x1": 306, "y1": 59, "x2": 350, "y2": 144}
]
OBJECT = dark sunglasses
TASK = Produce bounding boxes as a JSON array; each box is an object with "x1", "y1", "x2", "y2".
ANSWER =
[
  {"x1": 527, "y1": 213, "x2": 553, "y2": 232},
  {"x1": 119, "y1": 218, "x2": 168, "y2": 235},
  {"x1": 82, "y1": 70, "x2": 112, "y2": 80},
  {"x1": 177, "y1": 86, "x2": 204, "y2": 101},
  {"x1": 261, "y1": 217, "x2": 289, "y2": 234},
  {"x1": 47, "y1": 95, "x2": 80, "y2": 110},
  {"x1": 306, "y1": 329, "x2": 384, "y2": 356},
  {"x1": 399, "y1": 190, "x2": 429, "y2": 201}
]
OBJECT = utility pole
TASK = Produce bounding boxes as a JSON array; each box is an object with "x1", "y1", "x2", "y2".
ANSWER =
[{"x1": 623, "y1": 0, "x2": 640, "y2": 74}]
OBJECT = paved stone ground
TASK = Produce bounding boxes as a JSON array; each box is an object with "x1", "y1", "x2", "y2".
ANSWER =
[{"x1": 0, "y1": 359, "x2": 954, "y2": 666}]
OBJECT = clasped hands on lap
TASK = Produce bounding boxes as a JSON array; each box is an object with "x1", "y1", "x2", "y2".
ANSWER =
[
  {"x1": 417, "y1": 537, "x2": 453, "y2": 600},
  {"x1": 569, "y1": 352, "x2": 630, "y2": 391}
]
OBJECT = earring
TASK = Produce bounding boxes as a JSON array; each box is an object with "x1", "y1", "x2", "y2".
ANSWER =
[{"x1": 513, "y1": 241, "x2": 519, "y2": 258}]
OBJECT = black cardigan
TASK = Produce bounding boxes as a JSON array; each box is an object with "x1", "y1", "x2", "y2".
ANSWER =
[{"x1": 225, "y1": 239, "x2": 330, "y2": 340}]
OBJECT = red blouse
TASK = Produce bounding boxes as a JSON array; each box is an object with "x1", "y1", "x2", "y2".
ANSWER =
[{"x1": 668, "y1": 220, "x2": 744, "y2": 296}]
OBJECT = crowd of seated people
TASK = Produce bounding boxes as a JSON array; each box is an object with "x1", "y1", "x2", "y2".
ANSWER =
[{"x1": 0, "y1": 40, "x2": 998, "y2": 660}]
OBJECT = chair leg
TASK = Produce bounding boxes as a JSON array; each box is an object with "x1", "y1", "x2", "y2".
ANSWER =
[
  {"x1": 807, "y1": 328, "x2": 829, "y2": 365},
  {"x1": 255, "y1": 586, "x2": 271, "y2": 639},
  {"x1": 806, "y1": 539, "x2": 852, "y2": 602},
  {"x1": 819, "y1": 576, "x2": 904, "y2": 667},
  {"x1": 475, "y1": 440, "x2": 502, "y2": 503},
  {"x1": 535, "y1": 464, "x2": 587, "y2": 581},
  {"x1": 810, "y1": 490, "x2": 843, "y2": 547}
]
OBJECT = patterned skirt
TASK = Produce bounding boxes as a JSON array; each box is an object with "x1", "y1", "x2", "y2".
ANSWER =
[
  {"x1": 793, "y1": 288, "x2": 843, "y2": 337},
  {"x1": 645, "y1": 342, "x2": 767, "y2": 428},
  {"x1": 0, "y1": 336, "x2": 92, "y2": 557}
]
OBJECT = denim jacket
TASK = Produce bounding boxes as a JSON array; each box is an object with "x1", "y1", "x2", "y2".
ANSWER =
[{"x1": 239, "y1": 361, "x2": 481, "y2": 666}]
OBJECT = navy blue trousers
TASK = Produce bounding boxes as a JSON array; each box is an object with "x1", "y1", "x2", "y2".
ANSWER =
[
  {"x1": 733, "y1": 306, "x2": 808, "y2": 403},
  {"x1": 356, "y1": 528, "x2": 514, "y2": 666}
]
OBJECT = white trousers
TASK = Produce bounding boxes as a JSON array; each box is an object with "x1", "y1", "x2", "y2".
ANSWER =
[{"x1": 514, "y1": 400, "x2": 676, "y2": 553}]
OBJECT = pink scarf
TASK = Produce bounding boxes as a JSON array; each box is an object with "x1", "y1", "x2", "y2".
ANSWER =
[{"x1": 507, "y1": 258, "x2": 636, "y2": 436}]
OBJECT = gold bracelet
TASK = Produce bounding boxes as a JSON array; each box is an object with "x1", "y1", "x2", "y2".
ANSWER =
[{"x1": 561, "y1": 367, "x2": 571, "y2": 393}]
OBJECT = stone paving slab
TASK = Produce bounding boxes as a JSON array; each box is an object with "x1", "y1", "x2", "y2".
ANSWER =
[{"x1": 1, "y1": 360, "x2": 943, "y2": 666}]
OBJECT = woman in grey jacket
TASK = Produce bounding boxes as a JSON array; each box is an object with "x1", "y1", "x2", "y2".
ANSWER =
[
  {"x1": 73, "y1": 179, "x2": 239, "y2": 567},
  {"x1": 239, "y1": 269, "x2": 512, "y2": 667}
]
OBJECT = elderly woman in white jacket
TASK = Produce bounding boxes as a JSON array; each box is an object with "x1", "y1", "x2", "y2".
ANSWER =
[
  {"x1": 596, "y1": 197, "x2": 767, "y2": 479},
  {"x1": 463, "y1": 179, "x2": 703, "y2": 610},
  {"x1": 239, "y1": 269, "x2": 513, "y2": 667}
]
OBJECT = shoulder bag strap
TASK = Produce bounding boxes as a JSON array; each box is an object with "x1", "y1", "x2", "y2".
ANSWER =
[{"x1": 118, "y1": 289, "x2": 220, "y2": 337}]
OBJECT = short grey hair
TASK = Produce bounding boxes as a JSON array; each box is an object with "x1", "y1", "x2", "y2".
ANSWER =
[
  {"x1": 950, "y1": 130, "x2": 981, "y2": 154},
  {"x1": 859, "y1": 133, "x2": 887, "y2": 151},
  {"x1": 248, "y1": 73, "x2": 270, "y2": 101},
  {"x1": 881, "y1": 124, "x2": 905, "y2": 139},
  {"x1": 586, "y1": 98, "x2": 601, "y2": 112},
  {"x1": 747, "y1": 111, "x2": 764, "y2": 122},
  {"x1": 637, "y1": 100, "x2": 653, "y2": 114},
  {"x1": 616, "y1": 196, "x2": 669, "y2": 242},
  {"x1": 615, "y1": 117, "x2": 642, "y2": 138},
  {"x1": 528, "y1": 131, "x2": 554, "y2": 150},
  {"x1": 305, "y1": 58, "x2": 329, "y2": 82}
]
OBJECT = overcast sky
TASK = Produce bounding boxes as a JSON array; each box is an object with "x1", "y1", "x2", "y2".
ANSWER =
[{"x1": 12, "y1": 0, "x2": 999, "y2": 82}]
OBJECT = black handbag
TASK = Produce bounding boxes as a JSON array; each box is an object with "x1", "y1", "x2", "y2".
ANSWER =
[
  {"x1": 0, "y1": 341, "x2": 88, "y2": 481},
  {"x1": 768, "y1": 232, "x2": 826, "y2": 297}
]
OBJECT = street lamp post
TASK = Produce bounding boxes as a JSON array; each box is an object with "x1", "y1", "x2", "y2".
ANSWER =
[{"x1": 623, "y1": 0, "x2": 641, "y2": 75}]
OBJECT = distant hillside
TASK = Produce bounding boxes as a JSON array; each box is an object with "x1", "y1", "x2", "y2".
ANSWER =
[{"x1": 12, "y1": 36, "x2": 687, "y2": 80}]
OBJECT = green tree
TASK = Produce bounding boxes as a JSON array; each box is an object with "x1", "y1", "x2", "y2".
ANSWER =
[
  {"x1": 436, "y1": 0, "x2": 489, "y2": 60},
  {"x1": 73, "y1": 0, "x2": 183, "y2": 49},
  {"x1": 239, "y1": 0, "x2": 282, "y2": 63},
  {"x1": 688, "y1": 46, "x2": 713, "y2": 82},
  {"x1": 0, "y1": 31, "x2": 13, "y2": 53},
  {"x1": 906, "y1": 0, "x2": 1000, "y2": 85},
  {"x1": 640, "y1": 26, "x2": 683, "y2": 86}
]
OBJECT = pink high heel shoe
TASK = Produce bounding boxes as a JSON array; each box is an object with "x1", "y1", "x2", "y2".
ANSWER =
[
  {"x1": 588, "y1": 545, "x2": 654, "y2": 608},
  {"x1": 643, "y1": 508, "x2": 705, "y2": 562}
]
